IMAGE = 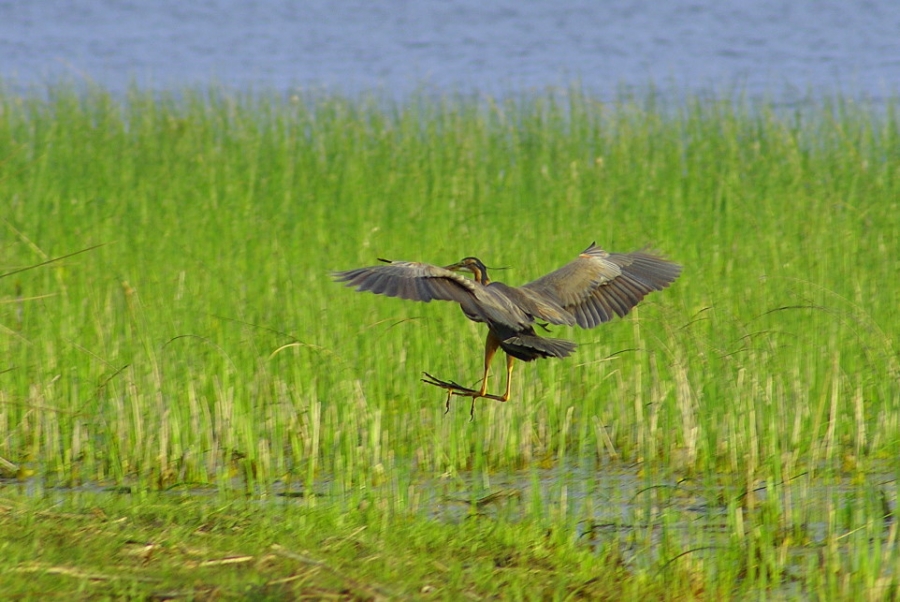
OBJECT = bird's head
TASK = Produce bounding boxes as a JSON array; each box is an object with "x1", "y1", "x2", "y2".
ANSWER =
[{"x1": 445, "y1": 257, "x2": 490, "y2": 284}]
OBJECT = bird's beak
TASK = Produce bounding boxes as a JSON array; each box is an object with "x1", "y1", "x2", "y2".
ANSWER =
[{"x1": 444, "y1": 261, "x2": 463, "y2": 271}]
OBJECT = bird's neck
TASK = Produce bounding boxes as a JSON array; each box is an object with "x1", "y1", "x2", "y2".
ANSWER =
[{"x1": 473, "y1": 263, "x2": 490, "y2": 284}]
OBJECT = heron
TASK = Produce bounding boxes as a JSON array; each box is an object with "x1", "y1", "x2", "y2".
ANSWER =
[{"x1": 333, "y1": 242, "x2": 681, "y2": 417}]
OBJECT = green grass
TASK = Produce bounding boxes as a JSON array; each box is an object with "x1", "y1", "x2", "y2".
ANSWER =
[
  {"x1": 0, "y1": 489, "x2": 648, "y2": 600},
  {"x1": 0, "y1": 83, "x2": 898, "y2": 598}
]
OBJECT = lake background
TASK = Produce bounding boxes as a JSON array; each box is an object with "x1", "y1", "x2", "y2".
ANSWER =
[{"x1": 1, "y1": 0, "x2": 898, "y2": 103}]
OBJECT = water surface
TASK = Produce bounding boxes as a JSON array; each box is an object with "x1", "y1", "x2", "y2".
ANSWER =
[{"x1": 2, "y1": 0, "x2": 898, "y2": 101}]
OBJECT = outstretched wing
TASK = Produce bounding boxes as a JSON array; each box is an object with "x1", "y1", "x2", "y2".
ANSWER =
[
  {"x1": 334, "y1": 260, "x2": 536, "y2": 330},
  {"x1": 332, "y1": 260, "x2": 479, "y2": 304},
  {"x1": 521, "y1": 243, "x2": 681, "y2": 328}
]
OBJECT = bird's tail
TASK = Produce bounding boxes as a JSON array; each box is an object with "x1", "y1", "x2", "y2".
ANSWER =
[{"x1": 500, "y1": 335, "x2": 577, "y2": 362}]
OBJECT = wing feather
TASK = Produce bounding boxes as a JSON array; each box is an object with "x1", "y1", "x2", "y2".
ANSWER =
[
  {"x1": 521, "y1": 243, "x2": 682, "y2": 329},
  {"x1": 332, "y1": 260, "x2": 478, "y2": 304}
]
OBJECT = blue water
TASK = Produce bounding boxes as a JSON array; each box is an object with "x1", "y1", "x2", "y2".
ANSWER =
[{"x1": 1, "y1": 0, "x2": 898, "y2": 101}]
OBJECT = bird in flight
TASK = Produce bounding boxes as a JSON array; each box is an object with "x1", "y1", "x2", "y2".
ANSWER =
[{"x1": 334, "y1": 242, "x2": 681, "y2": 417}]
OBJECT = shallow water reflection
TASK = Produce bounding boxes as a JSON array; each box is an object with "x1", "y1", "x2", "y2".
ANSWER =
[{"x1": 5, "y1": 462, "x2": 895, "y2": 580}]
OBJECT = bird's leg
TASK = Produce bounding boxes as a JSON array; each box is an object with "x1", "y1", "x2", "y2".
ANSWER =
[
  {"x1": 476, "y1": 332, "x2": 501, "y2": 397},
  {"x1": 500, "y1": 354, "x2": 515, "y2": 402},
  {"x1": 468, "y1": 352, "x2": 516, "y2": 422},
  {"x1": 464, "y1": 334, "x2": 501, "y2": 420},
  {"x1": 423, "y1": 333, "x2": 505, "y2": 416}
]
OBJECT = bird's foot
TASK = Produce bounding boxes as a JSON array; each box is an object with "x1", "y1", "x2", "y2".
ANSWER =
[
  {"x1": 422, "y1": 372, "x2": 481, "y2": 397},
  {"x1": 422, "y1": 372, "x2": 506, "y2": 420}
]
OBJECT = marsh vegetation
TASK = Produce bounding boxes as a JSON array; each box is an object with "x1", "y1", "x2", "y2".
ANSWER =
[{"x1": 1, "y1": 85, "x2": 898, "y2": 599}]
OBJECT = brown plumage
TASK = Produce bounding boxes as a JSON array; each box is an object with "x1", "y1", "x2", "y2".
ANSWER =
[{"x1": 334, "y1": 242, "x2": 681, "y2": 414}]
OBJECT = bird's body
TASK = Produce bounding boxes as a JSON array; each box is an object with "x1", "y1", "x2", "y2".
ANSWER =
[{"x1": 334, "y1": 243, "x2": 681, "y2": 414}]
